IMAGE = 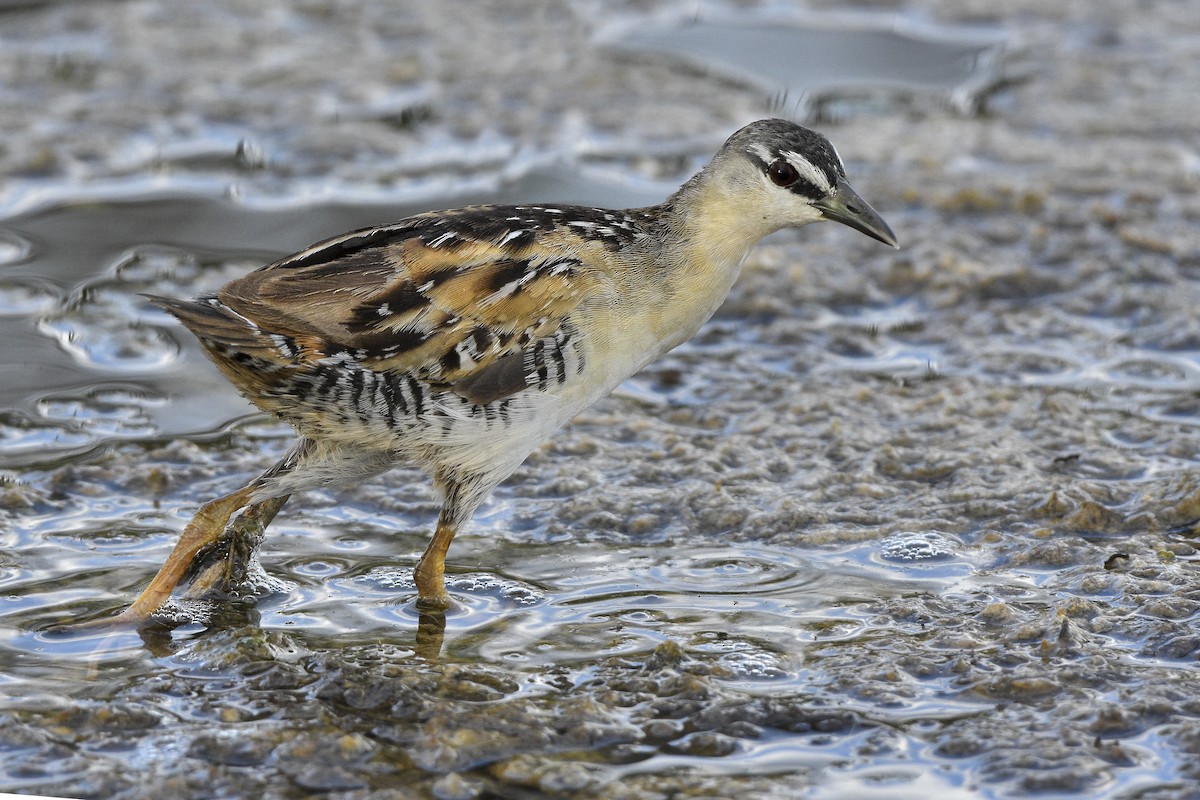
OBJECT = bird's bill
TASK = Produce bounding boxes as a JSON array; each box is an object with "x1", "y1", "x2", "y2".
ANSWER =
[{"x1": 814, "y1": 178, "x2": 898, "y2": 248}]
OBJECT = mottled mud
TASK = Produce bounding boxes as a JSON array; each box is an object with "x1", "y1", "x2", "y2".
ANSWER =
[{"x1": 2, "y1": 0, "x2": 1199, "y2": 798}]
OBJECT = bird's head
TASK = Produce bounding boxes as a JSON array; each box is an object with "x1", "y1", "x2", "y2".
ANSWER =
[{"x1": 698, "y1": 118, "x2": 898, "y2": 248}]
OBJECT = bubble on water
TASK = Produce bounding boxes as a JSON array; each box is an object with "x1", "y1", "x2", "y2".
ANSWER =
[
  {"x1": 691, "y1": 631, "x2": 792, "y2": 680},
  {"x1": 448, "y1": 573, "x2": 546, "y2": 606},
  {"x1": 721, "y1": 650, "x2": 789, "y2": 679},
  {"x1": 352, "y1": 567, "x2": 415, "y2": 593},
  {"x1": 879, "y1": 531, "x2": 958, "y2": 562},
  {"x1": 353, "y1": 567, "x2": 546, "y2": 608}
]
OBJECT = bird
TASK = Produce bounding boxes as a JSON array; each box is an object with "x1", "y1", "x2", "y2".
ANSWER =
[{"x1": 104, "y1": 118, "x2": 897, "y2": 626}]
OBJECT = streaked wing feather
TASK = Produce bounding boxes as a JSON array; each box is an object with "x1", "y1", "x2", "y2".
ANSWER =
[{"x1": 213, "y1": 208, "x2": 612, "y2": 402}]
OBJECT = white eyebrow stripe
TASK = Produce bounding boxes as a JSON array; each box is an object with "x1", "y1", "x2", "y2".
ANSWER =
[
  {"x1": 782, "y1": 150, "x2": 834, "y2": 194},
  {"x1": 749, "y1": 143, "x2": 774, "y2": 164}
]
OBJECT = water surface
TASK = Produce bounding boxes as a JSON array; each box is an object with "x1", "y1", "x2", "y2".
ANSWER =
[{"x1": 3, "y1": 2, "x2": 1200, "y2": 799}]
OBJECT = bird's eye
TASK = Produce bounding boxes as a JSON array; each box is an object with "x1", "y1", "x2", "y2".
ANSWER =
[{"x1": 767, "y1": 159, "x2": 799, "y2": 187}]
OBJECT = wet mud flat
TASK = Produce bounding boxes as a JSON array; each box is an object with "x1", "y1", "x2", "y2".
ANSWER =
[{"x1": 2, "y1": 0, "x2": 1200, "y2": 798}]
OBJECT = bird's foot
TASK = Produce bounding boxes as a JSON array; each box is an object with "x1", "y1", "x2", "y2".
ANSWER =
[{"x1": 57, "y1": 491, "x2": 286, "y2": 633}]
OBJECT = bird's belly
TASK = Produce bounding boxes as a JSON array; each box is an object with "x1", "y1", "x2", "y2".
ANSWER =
[
  {"x1": 253, "y1": 292, "x2": 686, "y2": 494},
  {"x1": 262, "y1": 356, "x2": 614, "y2": 481}
]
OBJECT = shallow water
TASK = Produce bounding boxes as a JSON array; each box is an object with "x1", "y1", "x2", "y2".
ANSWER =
[
  {"x1": 0, "y1": 165, "x2": 667, "y2": 468},
  {"x1": 3, "y1": 1, "x2": 1200, "y2": 799}
]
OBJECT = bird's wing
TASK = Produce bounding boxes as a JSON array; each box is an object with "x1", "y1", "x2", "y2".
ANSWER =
[{"x1": 213, "y1": 206, "x2": 624, "y2": 404}]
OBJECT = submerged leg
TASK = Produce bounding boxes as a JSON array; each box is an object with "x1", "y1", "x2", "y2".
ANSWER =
[
  {"x1": 117, "y1": 483, "x2": 260, "y2": 622},
  {"x1": 415, "y1": 608, "x2": 447, "y2": 661},
  {"x1": 180, "y1": 492, "x2": 291, "y2": 600},
  {"x1": 78, "y1": 438, "x2": 312, "y2": 629},
  {"x1": 413, "y1": 514, "x2": 458, "y2": 610}
]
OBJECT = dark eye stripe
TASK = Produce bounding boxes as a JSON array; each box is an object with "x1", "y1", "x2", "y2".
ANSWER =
[
  {"x1": 787, "y1": 178, "x2": 824, "y2": 201},
  {"x1": 757, "y1": 153, "x2": 832, "y2": 202}
]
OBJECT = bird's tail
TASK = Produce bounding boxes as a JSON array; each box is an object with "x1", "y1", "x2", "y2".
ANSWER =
[
  {"x1": 144, "y1": 293, "x2": 305, "y2": 405},
  {"x1": 145, "y1": 294, "x2": 279, "y2": 357}
]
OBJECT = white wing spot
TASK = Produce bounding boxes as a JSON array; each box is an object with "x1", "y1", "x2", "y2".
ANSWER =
[{"x1": 427, "y1": 231, "x2": 460, "y2": 248}]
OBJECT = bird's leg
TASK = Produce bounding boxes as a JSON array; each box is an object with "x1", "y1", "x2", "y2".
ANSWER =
[
  {"x1": 118, "y1": 439, "x2": 314, "y2": 623},
  {"x1": 414, "y1": 477, "x2": 479, "y2": 610},
  {"x1": 413, "y1": 513, "x2": 458, "y2": 610},
  {"x1": 179, "y1": 493, "x2": 290, "y2": 600},
  {"x1": 72, "y1": 438, "x2": 312, "y2": 629},
  {"x1": 62, "y1": 488, "x2": 260, "y2": 632},
  {"x1": 84, "y1": 483, "x2": 259, "y2": 628}
]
